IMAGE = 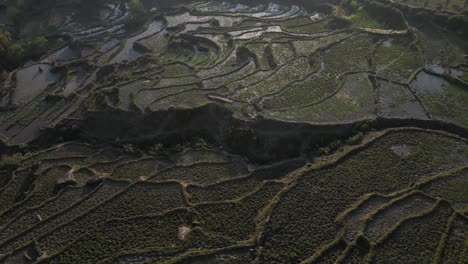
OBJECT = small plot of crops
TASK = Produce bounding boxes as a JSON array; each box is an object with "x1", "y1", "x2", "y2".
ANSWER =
[
  {"x1": 457, "y1": 66, "x2": 468, "y2": 82},
  {"x1": 339, "y1": 243, "x2": 370, "y2": 264},
  {"x1": 225, "y1": 69, "x2": 275, "y2": 95},
  {"x1": 37, "y1": 148, "x2": 122, "y2": 170},
  {"x1": 110, "y1": 158, "x2": 162, "y2": 181},
  {"x1": 148, "y1": 89, "x2": 210, "y2": 111},
  {"x1": 311, "y1": 240, "x2": 348, "y2": 263},
  {"x1": 371, "y1": 202, "x2": 453, "y2": 263},
  {"x1": 160, "y1": 63, "x2": 194, "y2": 77},
  {"x1": 391, "y1": 0, "x2": 465, "y2": 14},
  {"x1": 378, "y1": 79, "x2": 428, "y2": 119},
  {"x1": 135, "y1": 83, "x2": 199, "y2": 110},
  {"x1": 195, "y1": 47, "x2": 245, "y2": 79},
  {"x1": 13, "y1": 64, "x2": 58, "y2": 106},
  {"x1": 0, "y1": 168, "x2": 35, "y2": 214},
  {"x1": 393, "y1": 0, "x2": 426, "y2": 8},
  {"x1": 154, "y1": 161, "x2": 249, "y2": 186},
  {"x1": 364, "y1": 192, "x2": 436, "y2": 242},
  {"x1": 0, "y1": 187, "x2": 90, "y2": 241},
  {"x1": 270, "y1": 42, "x2": 296, "y2": 66},
  {"x1": 264, "y1": 73, "x2": 375, "y2": 123},
  {"x1": 27, "y1": 143, "x2": 98, "y2": 161},
  {"x1": 378, "y1": 50, "x2": 422, "y2": 82},
  {"x1": 162, "y1": 37, "x2": 221, "y2": 69},
  {"x1": 202, "y1": 60, "x2": 257, "y2": 90},
  {"x1": 188, "y1": 159, "x2": 303, "y2": 203},
  {"x1": 244, "y1": 42, "x2": 273, "y2": 70},
  {"x1": 194, "y1": 181, "x2": 284, "y2": 241},
  {"x1": 174, "y1": 149, "x2": 230, "y2": 165},
  {"x1": 283, "y1": 17, "x2": 331, "y2": 34},
  {"x1": 160, "y1": 247, "x2": 255, "y2": 264},
  {"x1": 418, "y1": 169, "x2": 468, "y2": 211},
  {"x1": 374, "y1": 39, "x2": 407, "y2": 70},
  {"x1": 417, "y1": 24, "x2": 466, "y2": 66},
  {"x1": 233, "y1": 56, "x2": 311, "y2": 102},
  {"x1": 375, "y1": 38, "x2": 423, "y2": 83},
  {"x1": 0, "y1": 166, "x2": 72, "y2": 223},
  {"x1": 188, "y1": 176, "x2": 268, "y2": 203},
  {"x1": 425, "y1": 0, "x2": 449, "y2": 10},
  {"x1": 32, "y1": 182, "x2": 185, "y2": 256},
  {"x1": 88, "y1": 156, "x2": 135, "y2": 175},
  {"x1": 342, "y1": 194, "x2": 392, "y2": 242},
  {"x1": 0, "y1": 143, "x2": 135, "y2": 230},
  {"x1": 0, "y1": 179, "x2": 130, "y2": 255},
  {"x1": 275, "y1": 17, "x2": 314, "y2": 28},
  {"x1": 411, "y1": 72, "x2": 468, "y2": 128},
  {"x1": 447, "y1": 0, "x2": 466, "y2": 13},
  {"x1": 117, "y1": 79, "x2": 148, "y2": 110},
  {"x1": 39, "y1": 210, "x2": 196, "y2": 264},
  {"x1": 439, "y1": 215, "x2": 468, "y2": 263},
  {"x1": 261, "y1": 35, "x2": 372, "y2": 111},
  {"x1": 136, "y1": 29, "x2": 169, "y2": 54},
  {"x1": 292, "y1": 32, "x2": 354, "y2": 56},
  {"x1": 0, "y1": 171, "x2": 11, "y2": 190},
  {"x1": 157, "y1": 76, "x2": 201, "y2": 88}
]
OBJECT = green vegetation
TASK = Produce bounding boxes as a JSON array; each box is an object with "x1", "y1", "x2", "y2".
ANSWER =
[
  {"x1": 188, "y1": 159, "x2": 303, "y2": 203},
  {"x1": 412, "y1": 74, "x2": 468, "y2": 129},
  {"x1": 0, "y1": 0, "x2": 467, "y2": 263},
  {"x1": 364, "y1": 192, "x2": 436, "y2": 242},
  {"x1": 0, "y1": 154, "x2": 21, "y2": 171},
  {"x1": 154, "y1": 161, "x2": 248, "y2": 185},
  {"x1": 256, "y1": 131, "x2": 468, "y2": 263},
  {"x1": 194, "y1": 181, "x2": 284, "y2": 241},
  {"x1": 372, "y1": 201, "x2": 453, "y2": 263},
  {"x1": 262, "y1": 36, "x2": 372, "y2": 111},
  {"x1": 345, "y1": 5, "x2": 383, "y2": 28},
  {"x1": 0, "y1": 29, "x2": 49, "y2": 70},
  {"x1": 0, "y1": 128, "x2": 466, "y2": 263},
  {"x1": 439, "y1": 215, "x2": 468, "y2": 263},
  {"x1": 342, "y1": 0, "x2": 406, "y2": 29},
  {"x1": 419, "y1": 170, "x2": 468, "y2": 211}
]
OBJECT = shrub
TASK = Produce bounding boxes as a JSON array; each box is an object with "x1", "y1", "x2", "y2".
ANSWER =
[
  {"x1": 171, "y1": 144, "x2": 185, "y2": 154},
  {"x1": 328, "y1": 16, "x2": 352, "y2": 30},
  {"x1": 30, "y1": 36, "x2": 48, "y2": 52},
  {"x1": 319, "y1": 146, "x2": 331, "y2": 155},
  {"x1": 6, "y1": 7, "x2": 20, "y2": 22},
  {"x1": 363, "y1": 0, "x2": 406, "y2": 29},
  {"x1": 193, "y1": 138, "x2": 208, "y2": 149},
  {"x1": 346, "y1": 132, "x2": 363, "y2": 145},
  {"x1": 148, "y1": 143, "x2": 164, "y2": 156},
  {"x1": 330, "y1": 140, "x2": 343, "y2": 151},
  {"x1": 0, "y1": 154, "x2": 22, "y2": 171}
]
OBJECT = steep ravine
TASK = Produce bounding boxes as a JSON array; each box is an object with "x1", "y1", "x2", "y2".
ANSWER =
[{"x1": 21, "y1": 102, "x2": 468, "y2": 164}]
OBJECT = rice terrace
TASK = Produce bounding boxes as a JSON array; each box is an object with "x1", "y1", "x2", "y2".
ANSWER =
[{"x1": 0, "y1": 0, "x2": 467, "y2": 263}]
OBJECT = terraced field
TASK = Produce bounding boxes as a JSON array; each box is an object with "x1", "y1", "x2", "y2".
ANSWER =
[{"x1": 0, "y1": 0, "x2": 467, "y2": 263}]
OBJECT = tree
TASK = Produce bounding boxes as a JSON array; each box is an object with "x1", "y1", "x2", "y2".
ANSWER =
[
  {"x1": 125, "y1": 0, "x2": 146, "y2": 32},
  {"x1": 0, "y1": 31, "x2": 12, "y2": 48},
  {"x1": 6, "y1": 7, "x2": 20, "y2": 23},
  {"x1": 29, "y1": 36, "x2": 48, "y2": 57},
  {"x1": 328, "y1": 16, "x2": 352, "y2": 29},
  {"x1": 129, "y1": 0, "x2": 144, "y2": 14},
  {"x1": 31, "y1": 36, "x2": 48, "y2": 49},
  {"x1": 0, "y1": 154, "x2": 22, "y2": 171},
  {"x1": 363, "y1": 0, "x2": 406, "y2": 29},
  {"x1": 6, "y1": 43, "x2": 26, "y2": 64},
  {"x1": 447, "y1": 15, "x2": 468, "y2": 35}
]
